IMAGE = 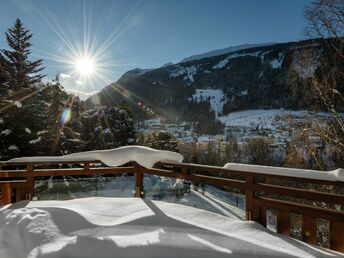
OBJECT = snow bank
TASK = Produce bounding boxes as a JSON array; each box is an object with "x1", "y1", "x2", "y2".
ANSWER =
[
  {"x1": 1, "y1": 197, "x2": 342, "y2": 258},
  {"x1": 154, "y1": 200, "x2": 342, "y2": 258},
  {"x1": 8, "y1": 146, "x2": 184, "y2": 168},
  {"x1": 29, "y1": 197, "x2": 154, "y2": 226},
  {"x1": 224, "y1": 163, "x2": 344, "y2": 182}
]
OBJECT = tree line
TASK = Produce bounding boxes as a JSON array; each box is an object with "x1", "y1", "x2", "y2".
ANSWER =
[{"x1": 0, "y1": 19, "x2": 135, "y2": 160}]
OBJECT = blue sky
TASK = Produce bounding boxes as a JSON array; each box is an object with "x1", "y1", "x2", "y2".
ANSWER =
[{"x1": 0, "y1": 0, "x2": 311, "y2": 95}]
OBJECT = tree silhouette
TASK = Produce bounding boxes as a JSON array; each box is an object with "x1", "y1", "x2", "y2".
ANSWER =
[{"x1": 1, "y1": 18, "x2": 44, "y2": 90}]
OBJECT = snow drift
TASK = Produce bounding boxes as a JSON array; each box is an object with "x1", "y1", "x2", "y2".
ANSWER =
[
  {"x1": 8, "y1": 145, "x2": 184, "y2": 168},
  {"x1": 224, "y1": 163, "x2": 344, "y2": 182},
  {"x1": 0, "y1": 197, "x2": 342, "y2": 258}
]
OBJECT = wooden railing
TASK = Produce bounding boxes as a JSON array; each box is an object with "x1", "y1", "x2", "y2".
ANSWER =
[{"x1": 0, "y1": 160, "x2": 343, "y2": 252}]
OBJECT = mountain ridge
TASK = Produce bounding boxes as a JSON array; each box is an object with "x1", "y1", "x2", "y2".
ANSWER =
[
  {"x1": 180, "y1": 43, "x2": 274, "y2": 63},
  {"x1": 86, "y1": 38, "x2": 342, "y2": 134}
]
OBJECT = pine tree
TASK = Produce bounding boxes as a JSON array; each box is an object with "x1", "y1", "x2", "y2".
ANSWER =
[
  {"x1": 144, "y1": 130, "x2": 179, "y2": 152},
  {"x1": 1, "y1": 18, "x2": 44, "y2": 90},
  {"x1": 0, "y1": 53, "x2": 8, "y2": 96},
  {"x1": 82, "y1": 106, "x2": 135, "y2": 150}
]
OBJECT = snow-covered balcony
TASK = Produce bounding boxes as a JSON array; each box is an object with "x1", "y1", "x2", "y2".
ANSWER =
[{"x1": 0, "y1": 146, "x2": 343, "y2": 258}]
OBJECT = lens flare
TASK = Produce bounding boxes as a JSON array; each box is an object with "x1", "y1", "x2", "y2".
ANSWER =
[{"x1": 60, "y1": 108, "x2": 72, "y2": 124}]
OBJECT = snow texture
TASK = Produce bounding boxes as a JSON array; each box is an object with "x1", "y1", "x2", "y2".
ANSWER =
[
  {"x1": 269, "y1": 53, "x2": 285, "y2": 69},
  {"x1": 0, "y1": 197, "x2": 342, "y2": 258},
  {"x1": 291, "y1": 51, "x2": 320, "y2": 79},
  {"x1": 181, "y1": 43, "x2": 273, "y2": 62},
  {"x1": 224, "y1": 163, "x2": 344, "y2": 182},
  {"x1": 218, "y1": 109, "x2": 331, "y2": 130},
  {"x1": 0, "y1": 129, "x2": 12, "y2": 136},
  {"x1": 191, "y1": 89, "x2": 225, "y2": 117},
  {"x1": 8, "y1": 145, "x2": 183, "y2": 168},
  {"x1": 14, "y1": 100, "x2": 22, "y2": 108},
  {"x1": 170, "y1": 65, "x2": 197, "y2": 82},
  {"x1": 29, "y1": 137, "x2": 41, "y2": 145},
  {"x1": 131, "y1": 68, "x2": 153, "y2": 76},
  {"x1": 8, "y1": 145, "x2": 18, "y2": 151},
  {"x1": 213, "y1": 51, "x2": 261, "y2": 69}
]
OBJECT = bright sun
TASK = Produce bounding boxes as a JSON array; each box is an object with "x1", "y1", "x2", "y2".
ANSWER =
[{"x1": 75, "y1": 57, "x2": 95, "y2": 76}]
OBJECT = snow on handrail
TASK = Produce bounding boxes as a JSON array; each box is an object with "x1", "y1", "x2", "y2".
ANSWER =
[
  {"x1": 7, "y1": 146, "x2": 184, "y2": 168},
  {"x1": 224, "y1": 163, "x2": 344, "y2": 182}
]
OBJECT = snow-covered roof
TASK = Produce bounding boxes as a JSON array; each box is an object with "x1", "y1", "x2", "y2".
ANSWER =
[
  {"x1": 0, "y1": 197, "x2": 342, "y2": 258},
  {"x1": 224, "y1": 163, "x2": 344, "y2": 182},
  {"x1": 8, "y1": 146, "x2": 184, "y2": 168}
]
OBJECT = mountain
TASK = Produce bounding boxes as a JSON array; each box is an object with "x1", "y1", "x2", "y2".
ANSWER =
[
  {"x1": 86, "y1": 38, "x2": 343, "y2": 134},
  {"x1": 180, "y1": 43, "x2": 274, "y2": 62}
]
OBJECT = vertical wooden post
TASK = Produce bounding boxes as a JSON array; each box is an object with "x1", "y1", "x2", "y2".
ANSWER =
[
  {"x1": 134, "y1": 164, "x2": 143, "y2": 198},
  {"x1": 83, "y1": 162, "x2": 90, "y2": 171},
  {"x1": 26, "y1": 164, "x2": 34, "y2": 201},
  {"x1": 1, "y1": 183, "x2": 12, "y2": 205},
  {"x1": 277, "y1": 210, "x2": 290, "y2": 235},
  {"x1": 258, "y1": 207, "x2": 267, "y2": 227},
  {"x1": 330, "y1": 221, "x2": 344, "y2": 252},
  {"x1": 16, "y1": 186, "x2": 26, "y2": 202},
  {"x1": 245, "y1": 175, "x2": 254, "y2": 220},
  {"x1": 302, "y1": 215, "x2": 317, "y2": 245},
  {"x1": 181, "y1": 168, "x2": 188, "y2": 179}
]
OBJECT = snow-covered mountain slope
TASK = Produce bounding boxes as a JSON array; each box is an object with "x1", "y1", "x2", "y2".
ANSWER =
[
  {"x1": 181, "y1": 43, "x2": 274, "y2": 62},
  {"x1": 190, "y1": 89, "x2": 225, "y2": 117},
  {"x1": 218, "y1": 109, "x2": 331, "y2": 129},
  {"x1": 87, "y1": 38, "x2": 343, "y2": 126}
]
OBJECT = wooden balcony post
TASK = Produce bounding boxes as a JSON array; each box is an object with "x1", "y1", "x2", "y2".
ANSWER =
[
  {"x1": 134, "y1": 164, "x2": 144, "y2": 198},
  {"x1": 330, "y1": 221, "x2": 344, "y2": 252},
  {"x1": 25, "y1": 164, "x2": 34, "y2": 201},
  {"x1": 83, "y1": 162, "x2": 90, "y2": 171},
  {"x1": 258, "y1": 207, "x2": 267, "y2": 227},
  {"x1": 1, "y1": 183, "x2": 12, "y2": 205},
  {"x1": 245, "y1": 175, "x2": 254, "y2": 220},
  {"x1": 16, "y1": 186, "x2": 26, "y2": 202},
  {"x1": 302, "y1": 215, "x2": 317, "y2": 245},
  {"x1": 276, "y1": 210, "x2": 290, "y2": 236}
]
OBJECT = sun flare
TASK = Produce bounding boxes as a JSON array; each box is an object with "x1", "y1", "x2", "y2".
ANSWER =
[{"x1": 75, "y1": 57, "x2": 95, "y2": 76}]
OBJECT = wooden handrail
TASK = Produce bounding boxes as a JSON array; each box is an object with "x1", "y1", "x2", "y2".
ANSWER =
[
  {"x1": 0, "y1": 160, "x2": 343, "y2": 252},
  {"x1": 0, "y1": 160, "x2": 101, "y2": 166},
  {"x1": 158, "y1": 161, "x2": 344, "y2": 185}
]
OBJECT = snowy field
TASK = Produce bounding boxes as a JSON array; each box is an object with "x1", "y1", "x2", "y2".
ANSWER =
[
  {"x1": 0, "y1": 197, "x2": 343, "y2": 258},
  {"x1": 218, "y1": 109, "x2": 331, "y2": 129}
]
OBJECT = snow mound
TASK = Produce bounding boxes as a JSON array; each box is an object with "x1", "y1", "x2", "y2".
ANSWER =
[
  {"x1": 8, "y1": 146, "x2": 184, "y2": 168},
  {"x1": 0, "y1": 198, "x2": 342, "y2": 258},
  {"x1": 224, "y1": 163, "x2": 344, "y2": 182},
  {"x1": 26, "y1": 197, "x2": 155, "y2": 226}
]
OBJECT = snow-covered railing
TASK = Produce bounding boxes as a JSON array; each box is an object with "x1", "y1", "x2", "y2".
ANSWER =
[{"x1": 0, "y1": 146, "x2": 343, "y2": 253}]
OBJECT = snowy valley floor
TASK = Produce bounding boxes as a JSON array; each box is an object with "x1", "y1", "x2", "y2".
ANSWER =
[{"x1": 0, "y1": 197, "x2": 343, "y2": 258}]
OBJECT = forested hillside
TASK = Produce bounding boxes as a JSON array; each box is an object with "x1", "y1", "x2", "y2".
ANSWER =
[{"x1": 87, "y1": 38, "x2": 343, "y2": 129}]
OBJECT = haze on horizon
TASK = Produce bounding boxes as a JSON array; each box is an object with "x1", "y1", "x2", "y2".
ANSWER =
[{"x1": 0, "y1": 0, "x2": 311, "y2": 96}]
